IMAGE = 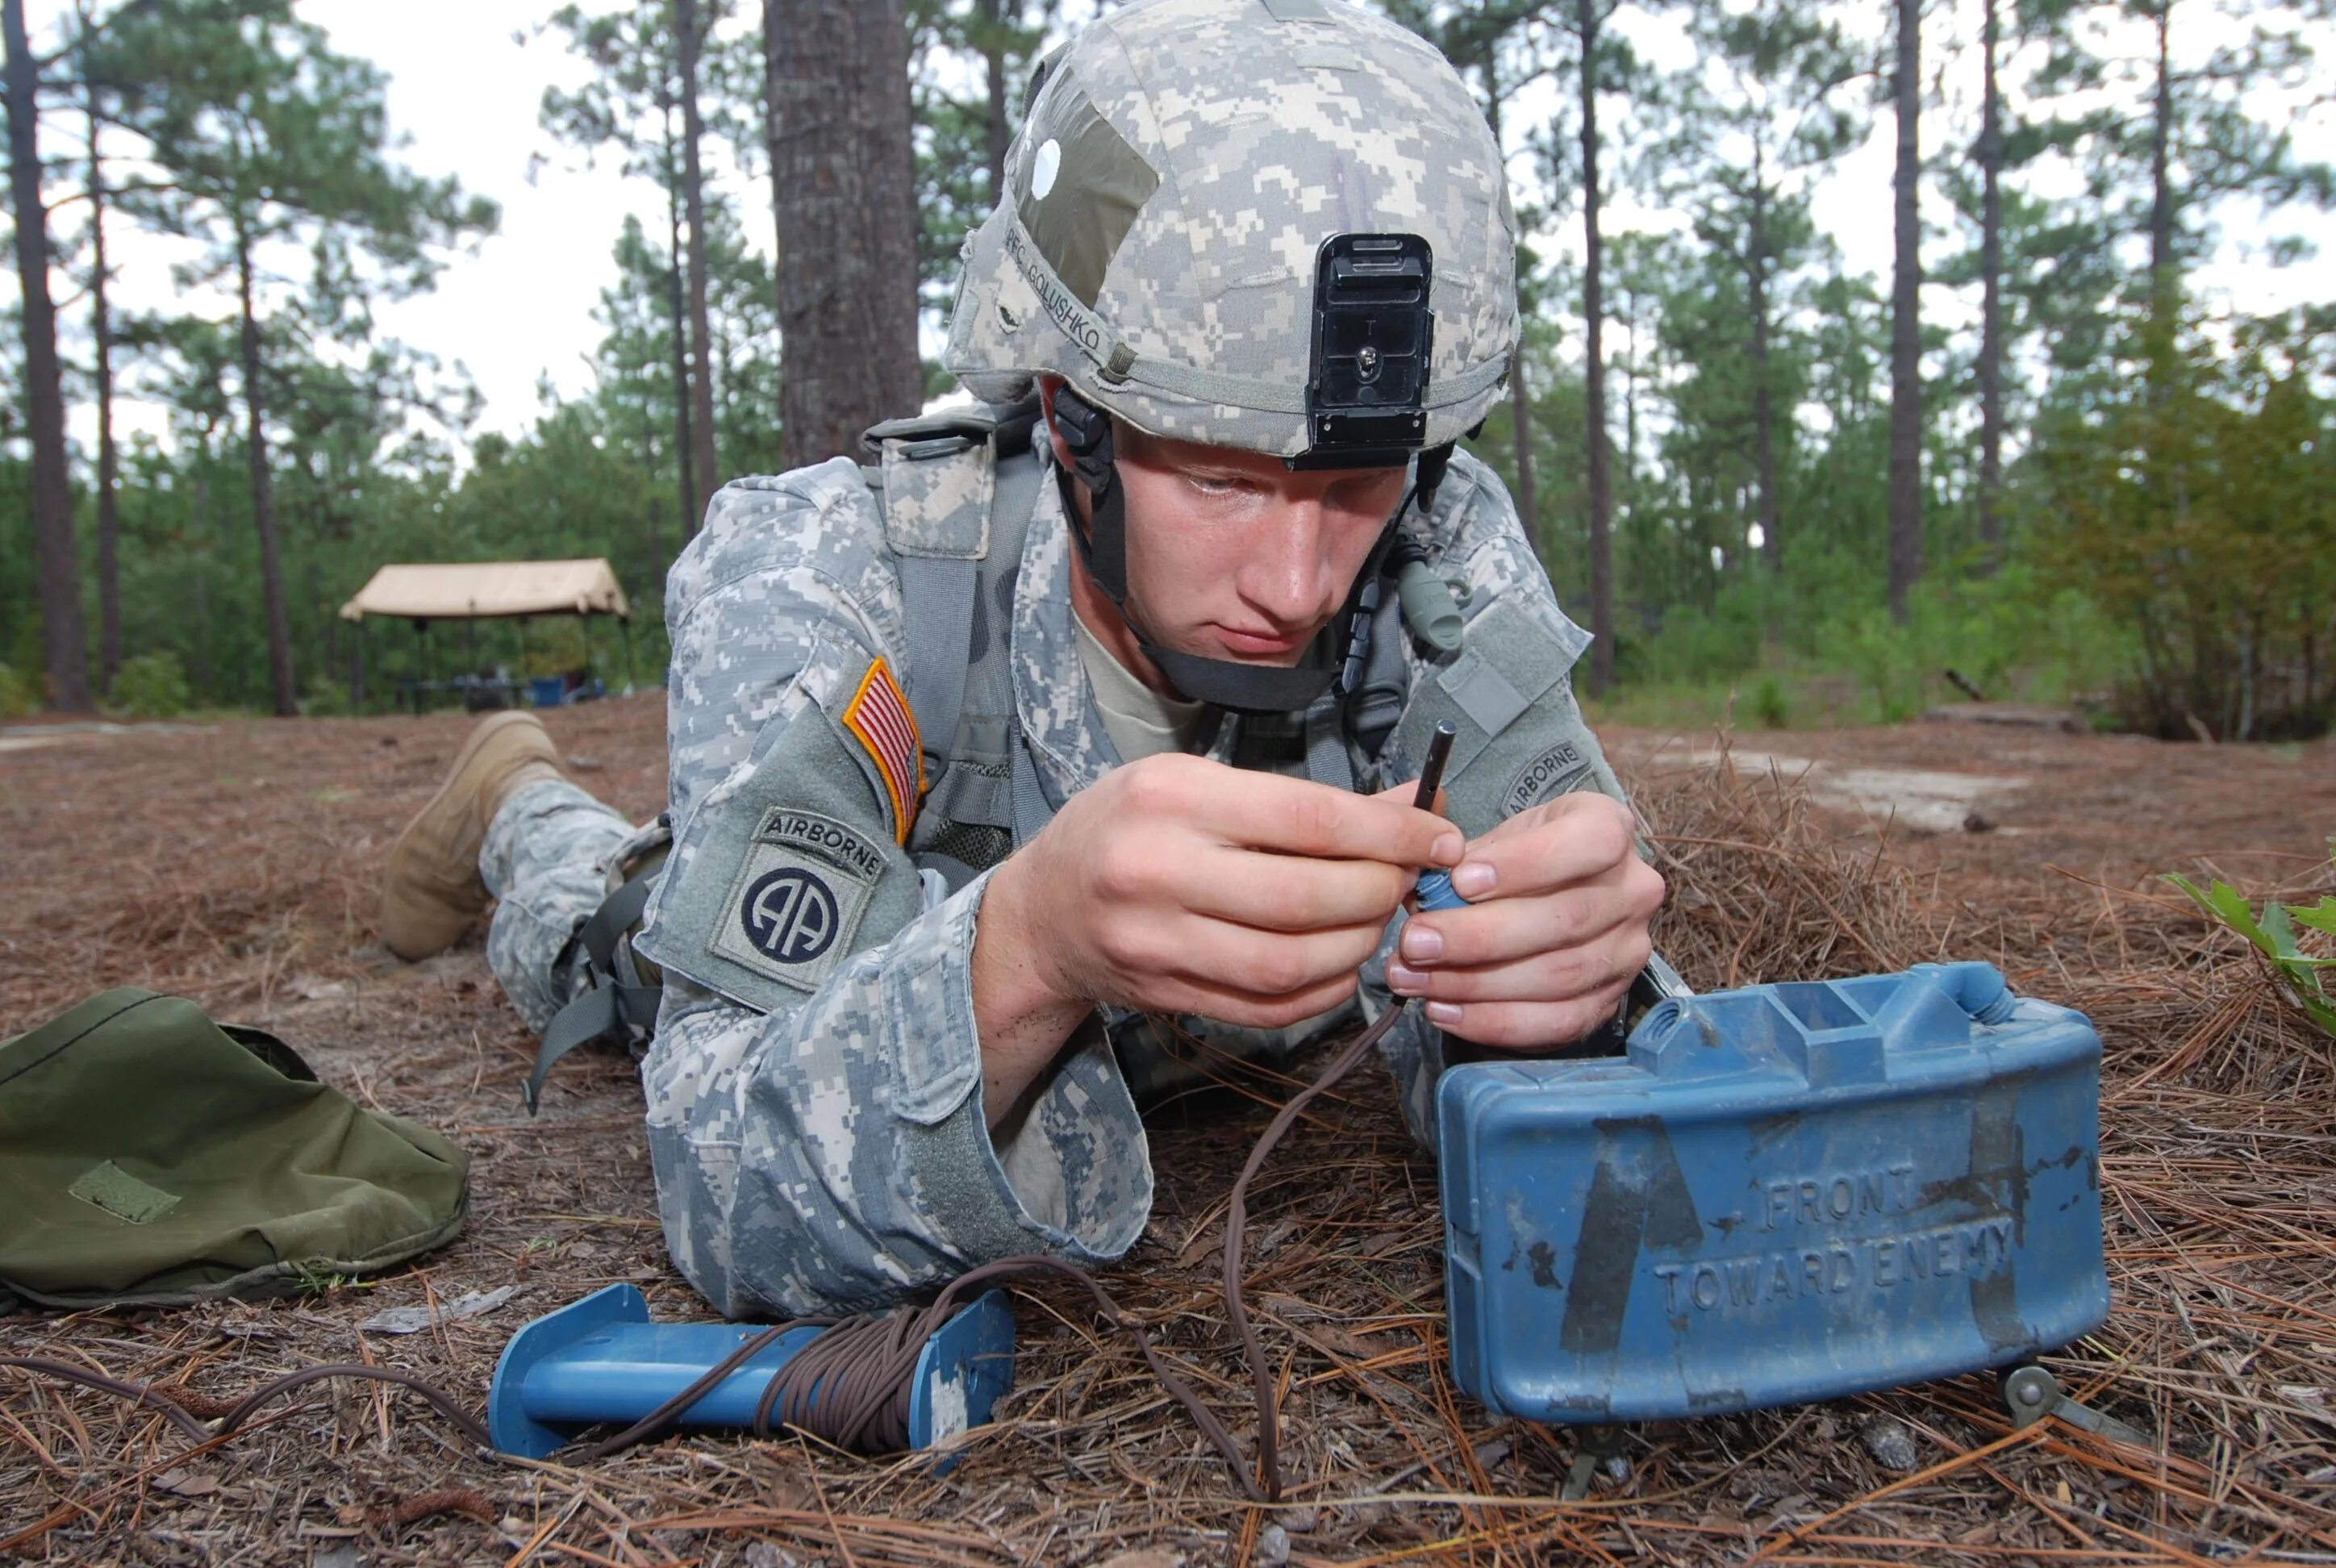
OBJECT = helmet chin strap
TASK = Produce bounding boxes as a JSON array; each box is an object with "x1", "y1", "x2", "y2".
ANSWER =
[{"x1": 1049, "y1": 387, "x2": 1452, "y2": 715}]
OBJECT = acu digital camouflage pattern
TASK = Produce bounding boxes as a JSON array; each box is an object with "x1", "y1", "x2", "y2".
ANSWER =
[
  {"x1": 471, "y1": 431, "x2": 1629, "y2": 1320},
  {"x1": 482, "y1": 778, "x2": 637, "y2": 1034},
  {"x1": 945, "y1": 0, "x2": 1520, "y2": 457}
]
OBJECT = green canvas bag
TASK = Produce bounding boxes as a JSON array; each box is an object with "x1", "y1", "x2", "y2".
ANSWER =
[{"x1": 0, "y1": 988, "x2": 471, "y2": 1310}]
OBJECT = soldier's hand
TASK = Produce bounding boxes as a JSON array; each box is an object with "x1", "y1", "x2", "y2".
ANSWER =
[
  {"x1": 984, "y1": 753, "x2": 1462, "y2": 1032},
  {"x1": 1381, "y1": 790, "x2": 1665, "y2": 1049}
]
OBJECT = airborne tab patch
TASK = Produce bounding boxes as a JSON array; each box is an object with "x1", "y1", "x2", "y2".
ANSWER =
[
  {"x1": 1503, "y1": 740, "x2": 1591, "y2": 819},
  {"x1": 841, "y1": 657, "x2": 923, "y2": 843}
]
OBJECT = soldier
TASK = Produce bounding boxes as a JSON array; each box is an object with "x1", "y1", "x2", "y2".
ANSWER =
[{"x1": 381, "y1": 0, "x2": 1665, "y2": 1319}]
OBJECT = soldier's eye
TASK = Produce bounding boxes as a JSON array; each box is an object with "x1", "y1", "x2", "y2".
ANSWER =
[{"x1": 1190, "y1": 473, "x2": 1251, "y2": 496}]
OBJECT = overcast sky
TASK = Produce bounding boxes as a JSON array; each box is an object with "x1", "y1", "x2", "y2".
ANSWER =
[{"x1": 20, "y1": 0, "x2": 2336, "y2": 458}]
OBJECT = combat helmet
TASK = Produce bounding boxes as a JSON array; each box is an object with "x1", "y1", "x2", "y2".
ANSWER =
[{"x1": 944, "y1": 0, "x2": 1519, "y2": 711}]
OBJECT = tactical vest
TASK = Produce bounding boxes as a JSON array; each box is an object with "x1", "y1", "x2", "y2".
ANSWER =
[
  {"x1": 865, "y1": 395, "x2": 1417, "y2": 896},
  {"x1": 526, "y1": 397, "x2": 1526, "y2": 1104}
]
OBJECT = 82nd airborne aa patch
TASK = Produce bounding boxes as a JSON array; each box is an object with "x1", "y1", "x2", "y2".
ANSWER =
[
  {"x1": 841, "y1": 657, "x2": 923, "y2": 844},
  {"x1": 711, "y1": 809, "x2": 886, "y2": 995}
]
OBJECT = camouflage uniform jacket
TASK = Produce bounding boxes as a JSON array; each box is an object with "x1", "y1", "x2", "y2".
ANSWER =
[{"x1": 631, "y1": 440, "x2": 1630, "y2": 1319}]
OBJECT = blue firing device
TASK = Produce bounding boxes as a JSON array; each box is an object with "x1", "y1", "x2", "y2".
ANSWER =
[
  {"x1": 487, "y1": 1282, "x2": 1016, "y2": 1460},
  {"x1": 1437, "y1": 961, "x2": 2107, "y2": 1423}
]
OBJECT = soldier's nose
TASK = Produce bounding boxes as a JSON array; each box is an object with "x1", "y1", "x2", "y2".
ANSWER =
[{"x1": 1241, "y1": 498, "x2": 1340, "y2": 626}]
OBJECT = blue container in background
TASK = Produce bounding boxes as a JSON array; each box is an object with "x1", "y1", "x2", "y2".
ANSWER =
[
  {"x1": 1437, "y1": 962, "x2": 2107, "y2": 1424},
  {"x1": 528, "y1": 675, "x2": 565, "y2": 708}
]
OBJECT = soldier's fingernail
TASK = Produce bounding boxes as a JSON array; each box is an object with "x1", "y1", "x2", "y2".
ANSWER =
[
  {"x1": 1431, "y1": 831, "x2": 1463, "y2": 865},
  {"x1": 1453, "y1": 862, "x2": 1496, "y2": 899},
  {"x1": 1400, "y1": 924, "x2": 1443, "y2": 963},
  {"x1": 1425, "y1": 1001, "x2": 1463, "y2": 1027},
  {"x1": 1387, "y1": 962, "x2": 1426, "y2": 995}
]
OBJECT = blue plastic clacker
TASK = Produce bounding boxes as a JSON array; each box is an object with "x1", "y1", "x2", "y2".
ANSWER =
[{"x1": 487, "y1": 1282, "x2": 1016, "y2": 1461}]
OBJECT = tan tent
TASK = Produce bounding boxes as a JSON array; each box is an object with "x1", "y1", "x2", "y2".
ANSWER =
[{"x1": 339, "y1": 559, "x2": 630, "y2": 623}]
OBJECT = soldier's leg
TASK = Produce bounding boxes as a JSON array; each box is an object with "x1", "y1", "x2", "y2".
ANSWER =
[
  {"x1": 479, "y1": 778, "x2": 636, "y2": 1032},
  {"x1": 381, "y1": 711, "x2": 638, "y2": 1036}
]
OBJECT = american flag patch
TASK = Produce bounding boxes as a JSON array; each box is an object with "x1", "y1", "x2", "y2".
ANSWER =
[{"x1": 841, "y1": 657, "x2": 923, "y2": 843}]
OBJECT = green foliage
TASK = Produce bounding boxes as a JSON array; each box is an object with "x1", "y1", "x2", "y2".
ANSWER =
[
  {"x1": 2024, "y1": 309, "x2": 2336, "y2": 739},
  {"x1": 1586, "y1": 561, "x2": 2130, "y2": 732},
  {"x1": 109, "y1": 652, "x2": 191, "y2": 719},
  {"x1": 2165, "y1": 841, "x2": 2336, "y2": 1040},
  {"x1": 907, "y1": 2, "x2": 1053, "y2": 329},
  {"x1": 0, "y1": 663, "x2": 39, "y2": 718}
]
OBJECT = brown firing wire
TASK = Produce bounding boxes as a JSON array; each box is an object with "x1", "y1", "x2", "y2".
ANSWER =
[
  {"x1": 0, "y1": 1007, "x2": 1398, "y2": 1501},
  {"x1": 4, "y1": 751, "x2": 1453, "y2": 1492},
  {"x1": 0, "y1": 1353, "x2": 494, "y2": 1450}
]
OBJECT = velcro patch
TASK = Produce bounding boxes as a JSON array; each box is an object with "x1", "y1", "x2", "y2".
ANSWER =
[
  {"x1": 1503, "y1": 740, "x2": 1591, "y2": 818},
  {"x1": 709, "y1": 809, "x2": 886, "y2": 995},
  {"x1": 841, "y1": 658, "x2": 923, "y2": 844},
  {"x1": 69, "y1": 1161, "x2": 180, "y2": 1224}
]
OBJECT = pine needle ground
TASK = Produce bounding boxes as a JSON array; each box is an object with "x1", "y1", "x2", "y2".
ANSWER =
[{"x1": 2, "y1": 699, "x2": 2330, "y2": 1566}]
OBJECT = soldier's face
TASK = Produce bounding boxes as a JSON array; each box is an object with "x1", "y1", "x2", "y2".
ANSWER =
[{"x1": 1045, "y1": 386, "x2": 1408, "y2": 691}]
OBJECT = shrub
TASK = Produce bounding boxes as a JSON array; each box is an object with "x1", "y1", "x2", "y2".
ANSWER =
[
  {"x1": 2167, "y1": 839, "x2": 2336, "y2": 1040},
  {"x1": 0, "y1": 661, "x2": 35, "y2": 718},
  {"x1": 110, "y1": 652, "x2": 191, "y2": 719},
  {"x1": 2025, "y1": 311, "x2": 2336, "y2": 740}
]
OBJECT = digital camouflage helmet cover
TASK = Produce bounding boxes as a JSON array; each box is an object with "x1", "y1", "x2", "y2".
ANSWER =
[
  {"x1": 943, "y1": 0, "x2": 1523, "y2": 709},
  {"x1": 945, "y1": 0, "x2": 1520, "y2": 457}
]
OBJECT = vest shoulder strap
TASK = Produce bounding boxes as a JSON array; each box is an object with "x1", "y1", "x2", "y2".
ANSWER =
[{"x1": 865, "y1": 398, "x2": 1046, "y2": 884}]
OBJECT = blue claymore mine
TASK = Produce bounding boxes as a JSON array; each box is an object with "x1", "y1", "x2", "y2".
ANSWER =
[{"x1": 1437, "y1": 961, "x2": 2108, "y2": 1424}]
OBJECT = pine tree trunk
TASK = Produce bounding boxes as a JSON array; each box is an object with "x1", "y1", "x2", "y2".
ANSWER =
[
  {"x1": 1749, "y1": 151, "x2": 1779, "y2": 572},
  {"x1": 236, "y1": 215, "x2": 297, "y2": 716},
  {"x1": 1507, "y1": 348, "x2": 1541, "y2": 553},
  {"x1": 87, "y1": 96, "x2": 122, "y2": 688},
  {"x1": 676, "y1": 0, "x2": 721, "y2": 509},
  {"x1": 765, "y1": 0, "x2": 924, "y2": 469},
  {"x1": 2148, "y1": 0, "x2": 2175, "y2": 319},
  {"x1": 661, "y1": 108, "x2": 698, "y2": 540},
  {"x1": 1579, "y1": 0, "x2": 1614, "y2": 695},
  {"x1": 976, "y1": 0, "x2": 1008, "y2": 206},
  {"x1": 1976, "y1": 0, "x2": 2004, "y2": 565},
  {"x1": 191, "y1": 467, "x2": 213, "y2": 695},
  {"x1": 638, "y1": 396, "x2": 663, "y2": 583},
  {"x1": 1887, "y1": 0, "x2": 1925, "y2": 625},
  {"x1": 1477, "y1": 44, "x2": 1540, "y2": 567},
  {"x1": 5, "y1": 0, "x2": 93, "y2": 712}
]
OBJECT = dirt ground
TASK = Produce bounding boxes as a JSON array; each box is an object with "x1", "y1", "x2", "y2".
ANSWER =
[{"x1": 2, "y1": 694, "x2": 2332, "y2": 1566}]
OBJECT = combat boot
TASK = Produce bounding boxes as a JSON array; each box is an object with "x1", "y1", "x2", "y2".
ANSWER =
[{"x1": 380, "y1": 711, "x2": 565, "y2": 961}]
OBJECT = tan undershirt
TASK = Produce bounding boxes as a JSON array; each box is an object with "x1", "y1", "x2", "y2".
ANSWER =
[{"x1": 1073, "y1": 611, "x2": 1214, "y2": 763}]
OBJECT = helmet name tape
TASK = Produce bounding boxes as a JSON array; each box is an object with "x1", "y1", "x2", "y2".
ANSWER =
[{"x1": 1004, "y1": 218, "x2": 1125, "y2": 376}]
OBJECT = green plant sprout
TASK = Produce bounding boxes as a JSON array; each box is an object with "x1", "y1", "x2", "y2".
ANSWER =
[{"x1": 2164, "y1": 837, "x2": 2336, "y2": 1039}]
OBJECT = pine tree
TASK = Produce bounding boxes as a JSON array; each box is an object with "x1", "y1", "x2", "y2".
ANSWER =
[
  {"x1": 1641, "y1": 0, "x2": 1860, "y2": 574},
  {"x1": 111, "y1": 0, "x2": 495, "y2": 715},
  {"x1": 3, "y1": 0, "x2": 92, "y2": 711},
  {"x1": 763, "y1": 0, "x2": 922, "y2": 466},
  {"x1": 1887, "y1": 0, "x2": 1924, "y2": 622}
]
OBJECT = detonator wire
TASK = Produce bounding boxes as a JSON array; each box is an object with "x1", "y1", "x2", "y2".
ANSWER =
[{"x1": 0, "y1": 730, "x2": 1463, "y2": 1500}]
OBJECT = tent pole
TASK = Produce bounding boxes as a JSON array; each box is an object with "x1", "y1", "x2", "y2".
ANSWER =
[
  {"x1": 620, "y1": 616, "x2": 635, "y2": 692},
  {"x1": 518, "y1": 617, "x2": 530, "y2": 701},
  {"x1": 411, "y1": 619, "x2": 424, "y2": 715},
  {"x1": 353, "y1": 619, "x2": 366, "y2": 712},
  {"x1": 582, "y1": 613, "x2": 595, "y2": 686}
]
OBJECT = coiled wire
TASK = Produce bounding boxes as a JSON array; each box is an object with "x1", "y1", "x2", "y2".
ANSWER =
[{"x1": 0, "y1": 1005, "x2": 1401, "y2": 1503}]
